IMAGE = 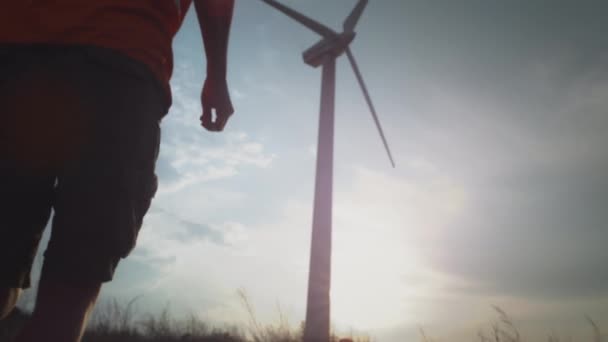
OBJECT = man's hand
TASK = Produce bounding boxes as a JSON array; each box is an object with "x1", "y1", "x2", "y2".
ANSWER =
[
  {"x1": 194, "y1": 0, "x2": 234, "y2": 132},
  {"x1": 200, "y1": 77, "x2": 234, "y2": 132}
]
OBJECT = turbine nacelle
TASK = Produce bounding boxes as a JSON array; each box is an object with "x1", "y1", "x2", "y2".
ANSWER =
[{"x1": 303, "y1": 32, "x2": 356, "y2": 68}]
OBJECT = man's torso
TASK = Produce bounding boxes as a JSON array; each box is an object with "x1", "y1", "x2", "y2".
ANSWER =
[{"x1": 0, "y1": 0, "x2": 193, "y2": 92}]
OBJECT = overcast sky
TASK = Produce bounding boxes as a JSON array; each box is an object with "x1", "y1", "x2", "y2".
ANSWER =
[{"x1": 25, "y1": 1, "x2": 608, "y2": 341}]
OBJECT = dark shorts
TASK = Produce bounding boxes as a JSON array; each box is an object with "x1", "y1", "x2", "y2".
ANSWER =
[{"x1": 0, "y1": 44, "x2": 168, "y2": 288}]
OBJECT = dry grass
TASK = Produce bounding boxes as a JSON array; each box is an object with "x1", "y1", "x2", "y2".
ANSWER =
[
  {"x1": 81, "y1": 291, "x2": 368, "y2": 342},
  {"x1": 419, "y1": 306, "x2": 604, "y2": 342},
  {"x1": 85, "y1": 297, "x2": 244, "y2": 342},
  {"x1": 0, "y1": 300, "x2": 604, "y2": 342},
  {"x1": 476, "y1": 306, "x2": 522, "y2": 342}
]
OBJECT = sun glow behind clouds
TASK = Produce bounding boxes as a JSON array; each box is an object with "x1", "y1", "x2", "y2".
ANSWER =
[
  {"x1": 331, "y1": 220, "x2": 420, "y2": 330},
  {"x1": 329, "y1": 167, "x2": 469, "y2": 330}
]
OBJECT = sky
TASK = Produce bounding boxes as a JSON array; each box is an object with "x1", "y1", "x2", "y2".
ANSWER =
[{"x1": 22, "y1": 1, "x2": 608, "y2": 341}]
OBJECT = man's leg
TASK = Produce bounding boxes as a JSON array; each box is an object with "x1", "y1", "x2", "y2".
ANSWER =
[
  {"x1": 0, "y1": 288, "x2": 21, "y2": 320},
  {"x1": 14, "y1": 266, "x2": 101, "y2": 342},
  {"x1": 11, "y1": 46, "x2": 164, "y2": 342},
  {"x1": 0, "y1": 166, "x2": 54, "y2": 321},
  {"x1": 0, "y1": 45, "x2": 55, "y2": 323}
]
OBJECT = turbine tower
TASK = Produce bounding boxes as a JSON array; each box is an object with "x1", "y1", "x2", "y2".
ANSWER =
[{"x1": 261, "y1": 1, "x2": 395, "y2": 341}]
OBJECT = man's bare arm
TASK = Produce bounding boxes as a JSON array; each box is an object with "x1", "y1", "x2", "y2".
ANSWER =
[
  {"x1": 194, "y1": 0, "x2": 234, "y2": 80},
  {"x1": 194, "y1": 0, "x2": 235, "y2": 131}
]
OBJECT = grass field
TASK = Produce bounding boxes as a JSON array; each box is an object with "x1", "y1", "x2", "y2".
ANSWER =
[
  {"x1": 0, "y1": 293, "x2": 368, "y2": 342},
  {"x1": 0, "y1": 299, "x2": 603, "y2": 342}
]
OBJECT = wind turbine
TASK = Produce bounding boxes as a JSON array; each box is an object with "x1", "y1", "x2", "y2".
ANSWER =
[{"x1": 260, "y1": 1, "x2": 395, "y2": 341}]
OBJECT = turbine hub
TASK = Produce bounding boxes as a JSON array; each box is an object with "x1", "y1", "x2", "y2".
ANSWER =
[{"x1": 303, "y1": 32, "x2": 356, "y2": 68}]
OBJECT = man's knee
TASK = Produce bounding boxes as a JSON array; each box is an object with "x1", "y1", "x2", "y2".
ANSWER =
[{"x1": 0, "y1": 287, "x2": 22, "y2": 320}]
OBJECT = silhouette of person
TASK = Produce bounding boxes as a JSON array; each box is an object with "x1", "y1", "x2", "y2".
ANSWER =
[{"x1": 0, "y1": 1, "x2": 234, "y2": 341}]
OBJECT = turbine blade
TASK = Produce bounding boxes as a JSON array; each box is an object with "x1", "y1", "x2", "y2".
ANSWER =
[
  {"x1": 261, "y1": 0, "x2": 337, "y2": 38},
  {"x1": 343, "y1": 0, "x2": 368, "y2": 33},
  {"x1": 346, "y1": 48, "x2": 396, "y2": 168}
]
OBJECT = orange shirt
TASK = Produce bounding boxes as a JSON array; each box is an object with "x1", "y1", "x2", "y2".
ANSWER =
[{"x1": 0, "y1": 0, "x2": 193, "y2": 99}]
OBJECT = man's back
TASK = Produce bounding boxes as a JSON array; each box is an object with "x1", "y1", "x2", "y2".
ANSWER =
[{"x1": 0, "y1": 0, "x2": 193, "y2": 93}]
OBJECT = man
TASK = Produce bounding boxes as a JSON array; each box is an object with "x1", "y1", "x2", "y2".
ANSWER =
[{"x1": 0, "y1": 1, "x2": 235, "y2": 341}]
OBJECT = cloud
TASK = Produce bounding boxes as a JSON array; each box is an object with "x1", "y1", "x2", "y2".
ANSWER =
[
  {"x1": 411, "y1": 51, "x2": 608, "y2": 300},
  {"x1": 156, "y1": 61, "x2": 277, "y2": 194},
  {"x1": 149, "y1": 206, "x2": 226, "y2": 245},
  {"x1": 329, "y1": 164, "x2": 470, "y2": 330},
  {"x1": 124, "y1": 161, "x2": 456, "y2": 330},
  {"x1": 121, "y1": 197, "x2": 313, "y2": 327}
]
